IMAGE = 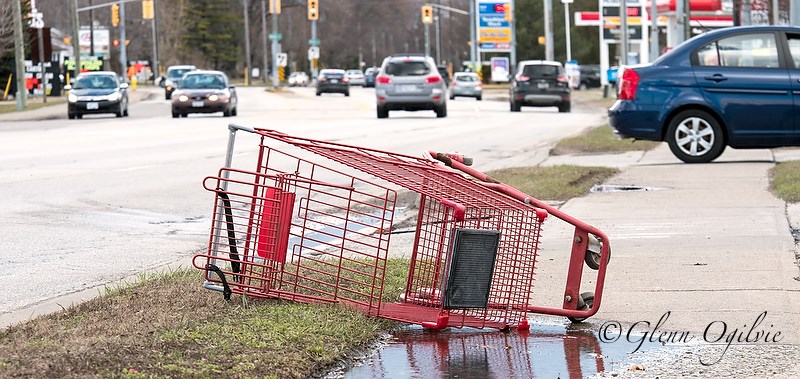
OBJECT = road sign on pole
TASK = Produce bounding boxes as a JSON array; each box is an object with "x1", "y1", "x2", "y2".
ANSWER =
[
  {"x1": 307, "y1": 46, "x2": 319, "y2": 60},
  {"x1": 277, "y1": 53, "x2": 288, "y2": 67}
]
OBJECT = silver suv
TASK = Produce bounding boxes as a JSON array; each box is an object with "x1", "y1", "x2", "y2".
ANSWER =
[{"x1": 375, "y1": 55, "x2": 447, "y2": 119}]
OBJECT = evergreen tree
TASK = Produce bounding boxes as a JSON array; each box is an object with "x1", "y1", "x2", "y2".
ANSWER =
[{"x1": 182, "y1": 0, "x2": 242, "y2": 72}]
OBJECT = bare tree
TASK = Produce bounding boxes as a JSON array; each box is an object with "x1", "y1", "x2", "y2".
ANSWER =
[{"x1": 0, "y1": 0, "x2": 16, "y2": 57}]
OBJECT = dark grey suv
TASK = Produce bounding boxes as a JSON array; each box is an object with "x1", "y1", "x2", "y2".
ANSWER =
[
  {"x1": 510, "y1": 60, "x2": 571, "y2": 113},
  {"x1": 375, "y1": 55, "x2": 447, "y2": 118}
]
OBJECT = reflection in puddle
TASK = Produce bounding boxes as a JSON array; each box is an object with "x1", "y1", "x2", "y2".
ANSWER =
[{"x1": 342, "y1": 320, "x2": 665, "y2": 378}]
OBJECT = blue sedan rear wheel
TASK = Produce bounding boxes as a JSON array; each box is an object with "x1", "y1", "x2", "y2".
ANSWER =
[{"x1": 666, "y1": 110, "x2": 725, "y2": 163}]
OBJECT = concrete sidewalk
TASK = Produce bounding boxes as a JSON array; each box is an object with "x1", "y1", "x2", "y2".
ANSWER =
[
  {"x1": 538, "y1": 144, "x2": 800, "y2": 346},
  {"x1": 0, "y1": 86, "x2": 160, "y2": 123}
]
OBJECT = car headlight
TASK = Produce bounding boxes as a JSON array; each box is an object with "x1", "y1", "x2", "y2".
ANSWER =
[
  {"x1": 178, "y1": 95, "x2": 189, "y2": 102},
  {"x1": 107, "y1": 92, "x2": 120, "y2": 102},
  {"x1": 68, "y1": 93, "x2": 78, "y2": 103},
  {"x1": 208, "y1": 94, "x2": 219, "y2": 102}
]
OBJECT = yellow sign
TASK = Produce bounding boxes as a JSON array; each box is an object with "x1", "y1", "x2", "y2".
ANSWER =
[
  {"x1": 142, "y1": 0, "x2": 154, "y2": 20},
  {"x1": 479, "y1": 28, "x2": 511, "y2": 43}
]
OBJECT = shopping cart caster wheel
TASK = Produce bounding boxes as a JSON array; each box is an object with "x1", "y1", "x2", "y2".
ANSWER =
[
  {"x1": 584, "y1": 236, "x2": 610, "y2": 270},
  {"x1": 568, "y1": 292, "x2": 595, "y2": 323}
]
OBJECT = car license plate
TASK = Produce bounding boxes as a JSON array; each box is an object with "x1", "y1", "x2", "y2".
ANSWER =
[
  {"x1": 537, "y1": 82, "x2": 549, "y2": 89},
  {"x1": 331, "y1": 79, "x2": 338, "y2": 83},
  {"x1": 192, "y1": 101, "x2": 204, "y2": 107},
  {"x1": 396, "y1": 85, "x2": 417, "y2": 93},
  {"x1": 86, "y1": 102, "x2": 99, "y2": 110}
]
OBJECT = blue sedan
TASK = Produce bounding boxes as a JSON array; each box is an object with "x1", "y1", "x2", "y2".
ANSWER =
[{"x1": 608, "y1": 26, "x2": 800, "y2": 163}]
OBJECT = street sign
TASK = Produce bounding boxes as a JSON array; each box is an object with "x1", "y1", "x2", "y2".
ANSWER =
[
  {"x1": 308, "y1": 38, "x2": 320, "y2": 46},
  {"x1": 277, "y1": 53, "x2": 288, "y2": 67},
  {"x1": 308, "y1": 46, "x2": 319, "y2": 60},
  {"x1": 28, "y1": 11, "x2": 44, "y2": 29},
  {"x1": 269, "y1": 33, "x2": 283, "y2": 41}
]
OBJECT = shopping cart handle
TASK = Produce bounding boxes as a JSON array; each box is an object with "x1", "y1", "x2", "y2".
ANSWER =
[
  {"x1": 228, "y1": 123, "x2": 256, "y2": 134},
  {"x1": 430, "y1": 151, "x2": 473, "y2": 166}
]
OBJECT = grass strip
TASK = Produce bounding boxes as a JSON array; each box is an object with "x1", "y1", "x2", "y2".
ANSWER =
[
  {"x1": 487, "y1": 165, "x2": 619, "y2": 202},
  {"x1": 770, "y1": 160, "x2": 800, "y2": 203},
  {"x1": 0, "y1": 265, "x2": 402, "y2": 379},
  {"x1": 0, "y1": 98, "x2": 66, "y2": 114},
  {"x1": 550, "y1": 125, "x2": 660, "y2": 156}
]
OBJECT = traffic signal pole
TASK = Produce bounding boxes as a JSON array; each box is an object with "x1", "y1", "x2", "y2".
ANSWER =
[
  {"x1": 120, "y1": 2, "x2": 128, "y2": 81},
  {"x1": 311, "y1": 20, "x2": 318, "y2": 79},
  {"x1": 271, "y1": 4, "x2": 279, "y2": 87}
]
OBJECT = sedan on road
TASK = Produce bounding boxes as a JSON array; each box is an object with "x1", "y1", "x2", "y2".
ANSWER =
[
  {"x1": 316, "y1": 69, "x2": 351, "y2": 96},
  {"x1": 66, "y1": 71, "x2": 129, "y2": 119},
  {"x1": 163, "y1": 65, "x2": 197, "y2": 100},
  {"x1": 346, "y1": 69, "x2": 366, "y2": 86},
  {"x1": 609, "y1": 26, "x2": 800, "y2": 163},
  {"x1": 170, "y1": 70, "x2": 237, "y2": 118}
]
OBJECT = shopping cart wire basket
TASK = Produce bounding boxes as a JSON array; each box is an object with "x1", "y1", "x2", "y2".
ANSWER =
[{"x1": 193, "y1": 124, "x2": 611, "y2": 330}]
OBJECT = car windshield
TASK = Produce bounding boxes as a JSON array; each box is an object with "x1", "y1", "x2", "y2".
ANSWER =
[
  {"x1": 347, "y1": 70, "x2": 362, "y2": 75},
  {"x1": 522, "y1": 64, "x2": 561, "y2": 77},
  {"x1": 455, "y1": 75, "x2": 478, "y2": 82},
  {"x1": 180, "y1": 74, "x2": 226, "y2": 89},
  {"x1": 385, "y1": 61, "x2": 430, "y2": 76},
  {"x1": 73, "y1": 75, "x2": 118, "y2": 90},
  {"x1": 168, "y1": 68, "x2": 194, "y2": 79}
]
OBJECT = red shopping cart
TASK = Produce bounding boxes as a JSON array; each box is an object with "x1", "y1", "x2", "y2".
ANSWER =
[{"x1": 193, "y1": 125, "x2": 611, "y2": 330}]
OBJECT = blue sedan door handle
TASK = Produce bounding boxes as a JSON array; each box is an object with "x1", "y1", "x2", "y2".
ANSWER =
[{"x1": 704, "y1": 74, "x2": 728, "y2": 82}]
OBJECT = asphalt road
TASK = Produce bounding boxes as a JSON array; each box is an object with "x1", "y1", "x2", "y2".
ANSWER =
[{"x1": 0, "y1": 86, "x2": 608, "y2": 325}]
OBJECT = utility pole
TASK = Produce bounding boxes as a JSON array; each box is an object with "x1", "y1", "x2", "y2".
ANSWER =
[
  {"x1": 684, "y1": 0, "x2": 691, "y2": 40},
  {"x1": 271, "y1": 1, "x2": 280, "y2": 87},
  {"x1": 544, "y1": 0, "x2": 554, "y2": 61},
  {"x1": 435, "y1": 0, "x2": 442, "y2": 64},
  {"x1": 242, "y1": 0, "x2": 252, "y2": 86},
  {"x1": 562, "y1": 0, "x2": 572, "y2": 62},
  {"x1": 261, "y1": 0, "x2": 268, "y2": 83},
  {"x1": 621, "y1": 0, "x2": 629, "y2": 65},
  {"x1": 70, "y1": 0, "x2": 81, "y2": 81},
  {"x1": 650, "y1": 0, "x2": 659, "y2": 60},
  {"x1": 89, "y1": 0, "x2": 95, "y2": 56},
  {"x1": 150, "y1": 0, "x2": 159, "y2": 82},
  {"x1": 120, "y1": 2, "x2": 128, "y2": 80},
  {"x1": 509, "y1": 0, "x2": 516, "y2": 73},
  {"x1": 469, "y1": 0, "x2": 477, "y2": 72},
  {"x1": 12, "y1": 0, "x2": 27, "y2": 110}
]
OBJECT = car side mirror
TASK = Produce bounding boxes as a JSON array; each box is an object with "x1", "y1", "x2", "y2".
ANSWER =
[
  {"x1": 64, "y1": 84, "x2": 72, "y2": 90},
  {"x1": 120, "y1": 83, "x2": 129, "y2": 89}
]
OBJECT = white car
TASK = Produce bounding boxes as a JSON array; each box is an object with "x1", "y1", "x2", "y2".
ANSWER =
[
  {"x1": 288, "y1": 72, "x2": 309, "y2": 87},
  {"x1": 346, "y1": 69, "x2": 365, "y2": 86}
]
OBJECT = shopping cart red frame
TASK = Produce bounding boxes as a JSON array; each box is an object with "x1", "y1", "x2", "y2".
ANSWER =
[{"x1": 193, "y1": 124, "x2": 611, "y2": 330}]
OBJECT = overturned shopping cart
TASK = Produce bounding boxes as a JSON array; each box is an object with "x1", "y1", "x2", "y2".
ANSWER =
[{"x1": 193, "y1": 124, "x2": 611, "y2": 330}]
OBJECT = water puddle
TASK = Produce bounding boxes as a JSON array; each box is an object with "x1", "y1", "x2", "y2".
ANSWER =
[
  {"x1": 590, "y1": 184, "x2": 666, "y2": 193},
  {"x1": 337, "y1": 319, "x2": 674, "y2": 378}
]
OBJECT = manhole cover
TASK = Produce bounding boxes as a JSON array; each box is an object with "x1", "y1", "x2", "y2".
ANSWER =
[{"x1": 590, "y1": 184, "x2": 666, "y2": 193}]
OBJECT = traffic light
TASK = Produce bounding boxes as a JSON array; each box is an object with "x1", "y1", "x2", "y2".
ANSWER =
[
  {"x1": 308, "y1": 0, "x2": 319, "y2": 20},
  {"x1": 269, "y1": 0, "x2": 281, "y2": 14},
  {"x1": 142, "y1": 0, "x2": 154, "y2": 20},
  {"x1": 111, "y1": 4, "x2": 120, "y2": 27},
  {"x1": 503, "y1": 3, "x2": 512, "y2": 22},
  {"x1": 421, "y1": 5, "x2": 433, "y2": 24}
]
